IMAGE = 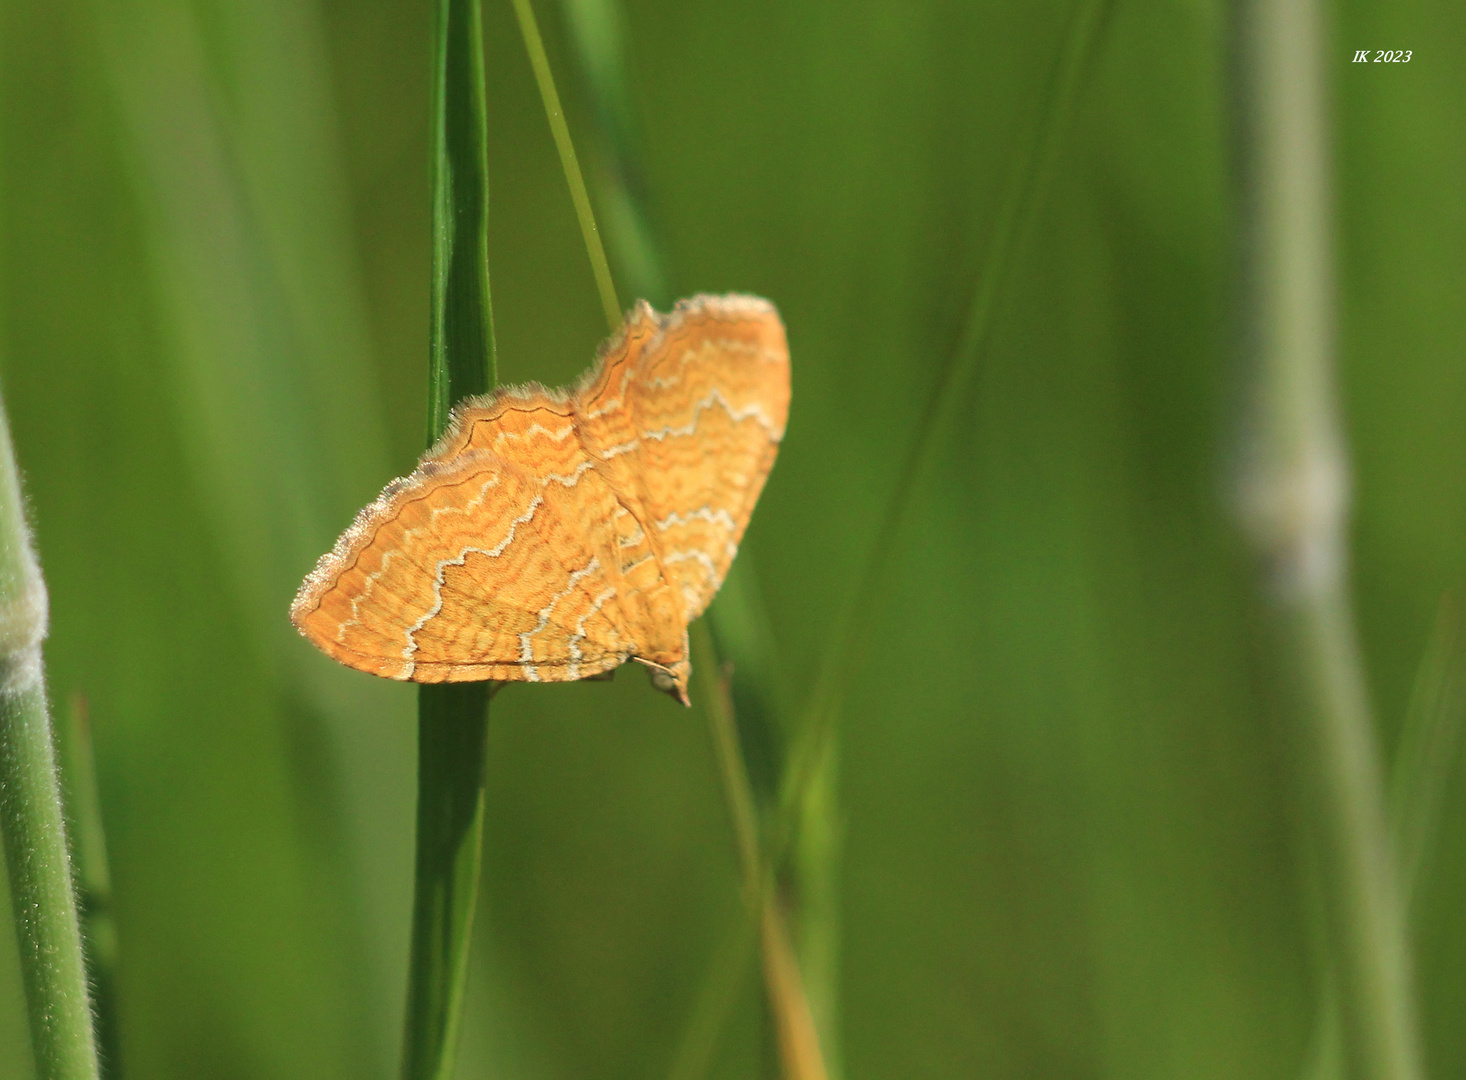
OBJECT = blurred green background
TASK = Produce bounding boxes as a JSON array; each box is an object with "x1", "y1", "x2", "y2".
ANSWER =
[{"x1": 1, "y1": 0, "x2": 1463, "y2": 1077}]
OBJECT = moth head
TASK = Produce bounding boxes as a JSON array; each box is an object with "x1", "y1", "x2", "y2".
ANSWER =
[{"x1": 636, "y1": 656, "x2": 691, "y2": 707}]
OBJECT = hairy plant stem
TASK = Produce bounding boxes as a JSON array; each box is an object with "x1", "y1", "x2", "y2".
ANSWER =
[{"x1": 0, "y1": 391, "x2": 99, "y2": 1080}]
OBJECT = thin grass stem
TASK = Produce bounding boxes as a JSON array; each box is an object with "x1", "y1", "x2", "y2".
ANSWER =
[
  {"x1": 1228, "y1": 2, "x2": 1423, "y2": 1079},
  {"x1": 691, "y1": 624, "x2": 829, "y2": 1080},
  {"x1": 551, "y1": 0, "x2": 794, "y2": 781},
  {"x1": 694, "y1": 622, "x2": 762, "y2": 888},
  {"x1": 0, "y1": 389, "x2": 99, "y2": 1080},
  {"x1": 758, "y1": 898, "x2": 828, "y2": 1080},
  {"x1": 556, "y1": 0, "x2": 669, "y2": 305},
  {"x1": 510, "y1": 0, "x2": 622, "y2": 330},
  {"x1": 401, "y1": 1, "x2": 497, "y2": 1077}
]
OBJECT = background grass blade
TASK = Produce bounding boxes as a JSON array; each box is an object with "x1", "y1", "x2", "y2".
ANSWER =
[
  {"x1": 0, "y1": 389, "x2": 98, "y2": 1079},
  {"x1": 764, "y1": 0, "x2": 1112, "y2": 1055},
  {"x1": 1228, "y1": 2, "x2": 1423, "y2": 1078},
  {"x1": 664, "y1": 905, "x2": 759, "y2": 1080},
  {"x1": 777, "y1": 0, "x2": 1116, "y2": 852},
  {"x1": 90, "y1": 2, "x2": 403, "y2": 1071},
  {"x1": 54, "y1": 694, "x2": 122, "y2": 1079},
  {"x1": 1389, "y1": 593, "x2": 1466, "y2": 908},
  {"x1": 1301, "y1": 592, "x2": 1465, "y2": 1080},
  {"x1": 402, "y1": 1, "x2": 497, "y2": 1078}
]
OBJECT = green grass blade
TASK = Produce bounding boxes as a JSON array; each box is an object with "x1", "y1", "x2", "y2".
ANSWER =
[
  {"x1": 402, "y1": 685, "x2": 493, "y2": 1080},
  {"x1": 511, "y1": 0, "x2": 621, "y2": 330},
  {"x1": 429, "y1": 0, "x2": 498, "y2": 425},
  {"x1": 1228, "y1": 2, "x2": 1423, "y2": 1079},
  {"x1": 753, "y1": 0, "x2": 1113, "y2": 1054},
  {"x1": 774, "y1": 0, "x2": 1115, "y2": 898},
  {"x1": 93, "y1": 4, "x2": 406, "y2": 1070},
  {"x1": 92, "y1": 0, "x2": 395, "y2": 664},
  {"x1": 1389, "y1": 592, "x2": 1466, "y2": 908},
  {"x1": 402, "y1": 1, "x2": 497, "y2": 1077},
  {"x1": 0, "y1": 390, "x2": 99, "y2": 1080}
]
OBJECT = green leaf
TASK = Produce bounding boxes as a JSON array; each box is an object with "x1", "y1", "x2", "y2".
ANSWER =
[{"x1": 402, "y1": 1, "x2": 497, "y2": 1077}]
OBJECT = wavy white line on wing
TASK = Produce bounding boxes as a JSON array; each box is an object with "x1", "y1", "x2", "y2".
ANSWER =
[
  {"x1": 337, "y1": 471, "x2": 503, "y2": 643},
  {"x1": 519, "y1": 555, "x2": 602, "y2": 679},
  {"x1": 641, "y1": 387, "x2": 780, "y2": 442},
  {"x1": 401, "y1": 494, "x2": 544, "y2": 660},
  {"x1": 656, "y1": 506, "x2": 736, "y2": 533}
]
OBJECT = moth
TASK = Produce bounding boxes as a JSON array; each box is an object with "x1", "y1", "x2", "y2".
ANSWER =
[{"x1": 291, "y1": 294, "x2": 789, "y2": 705}]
